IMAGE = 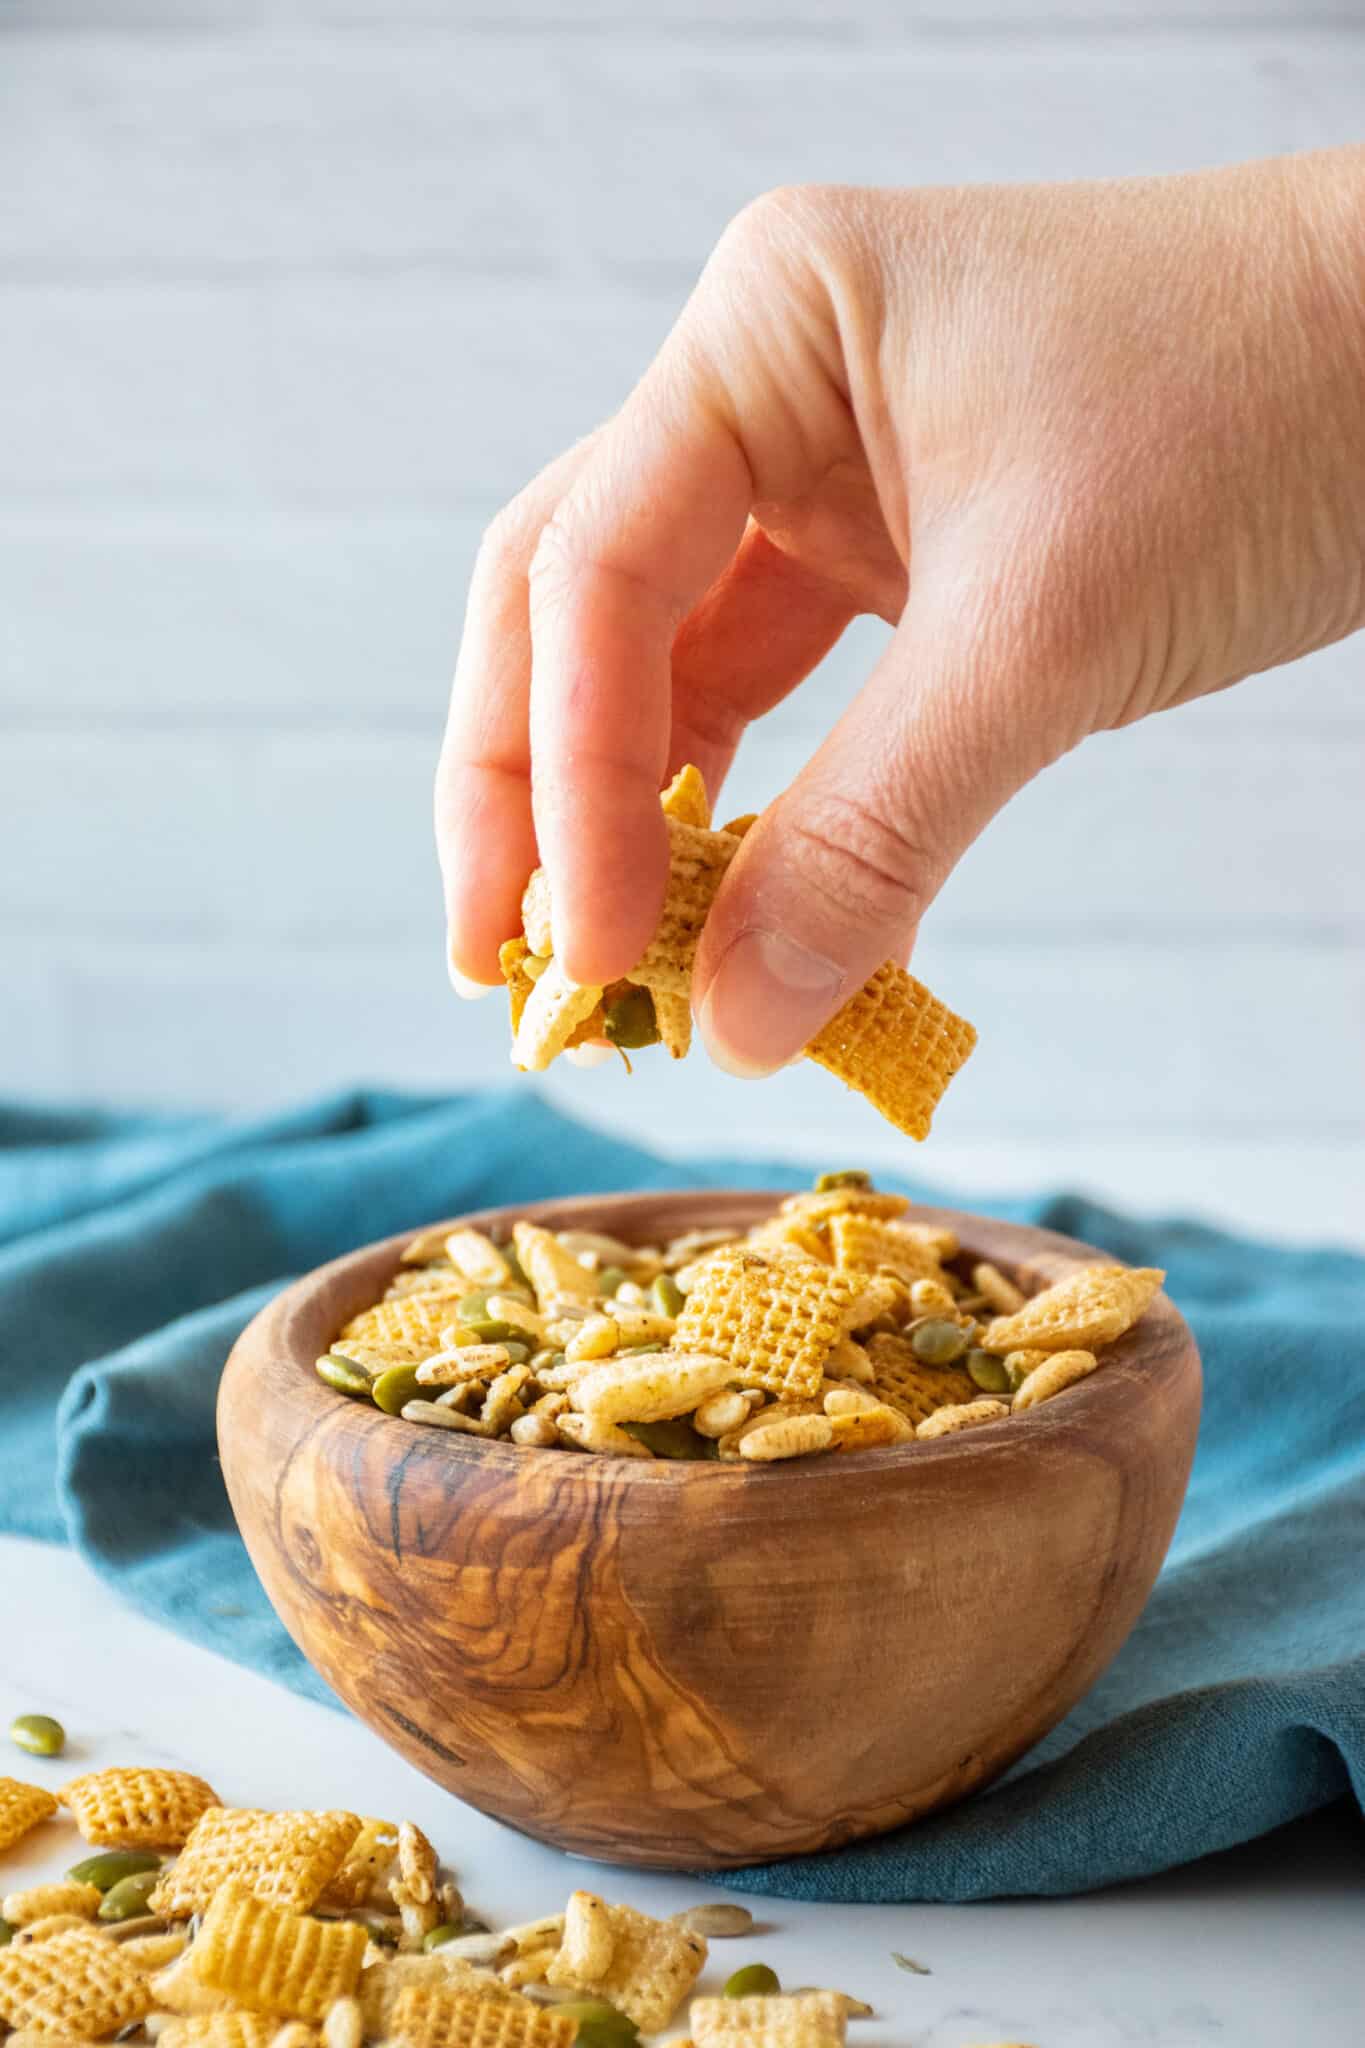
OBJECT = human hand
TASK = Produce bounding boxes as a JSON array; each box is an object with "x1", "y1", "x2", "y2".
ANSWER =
[{"x1": 438, "y1": 150, "x2": 1365, "y2": 1075}]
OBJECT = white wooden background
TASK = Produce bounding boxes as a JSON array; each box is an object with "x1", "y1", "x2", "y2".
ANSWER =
[{"x1": 3, "y1": 0, "x2": 1363, "y2": 1233}]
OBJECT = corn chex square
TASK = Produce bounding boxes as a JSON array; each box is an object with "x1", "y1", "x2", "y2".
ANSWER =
[
  {"x1": 0, "y1": 1923, "x2": 152, "y2": 2038},
  {"x1": 865, "y1": 1334, "x2": 973, "y2": 1428},
  {"x1": 0, "y1": 1779, "x2": 57, "y2": 1853},
  {"x1": 192, "y1": 1882, "x2": 366, "y2": 2021},
  {"x1": 826, "y1": 1213, "x2": 949, "y2": 1286},
  {"x1": 981, "y1": 1264, "x2": 1164, "y2": 1356},
  {"x1": 390, "y1": 1986, "x2": 574, "y2": 2048},
  {"x1": 149, "y1": 1808, "x2": 361, "y2": 1919},
  {"x1": 337, "y1": 1288, "x2": 468, "y2": 1361},
  {"x1": 805, "y1": 961, "x2": 976, "y2": 1141},
  {"x1": 778, "y1": 1189, "x2": 910, "y2": 1227},
  {"x1": 159, "y1": 2017, "x2": 280, "y2": 2048},
  {"x1": 625, "y1": 817, "x2": 740, "y2": 999},
  {"x1": 691, "y1": 1991, "x2": 848, "y2": 2048},
  {"x1": 60, "y1": 1767, "x2": 220, "y2": 1850},
  {"x1": 673, "y1": 1248, "x2": 863, "y2": 1400},
  {"x1": 545, "y1": 1890, "x2": 707, "y2": 2033},
  {"x1": 360, "y1": 1953, "x2": 515, "y2": 2038}
]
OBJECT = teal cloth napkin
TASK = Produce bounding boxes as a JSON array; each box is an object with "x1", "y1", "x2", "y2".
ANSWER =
[{"x1": 4, "y1": 1087, "x2": 1362, "y2": 1900}]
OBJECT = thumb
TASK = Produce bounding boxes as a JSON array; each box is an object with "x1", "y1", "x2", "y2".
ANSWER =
[{"x1": 693, "y1": 605, "x2": 1062, "y2": 1077}]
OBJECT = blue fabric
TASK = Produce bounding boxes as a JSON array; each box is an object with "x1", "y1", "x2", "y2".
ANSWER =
[{"x1": 4, "y1": 1087, "x2": 1362, "y2": 1901}]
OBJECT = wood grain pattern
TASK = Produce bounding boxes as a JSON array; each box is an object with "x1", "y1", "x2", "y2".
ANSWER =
[{"x1": 217, "y1": 1191, "x2": 1201, "y2": 1870}]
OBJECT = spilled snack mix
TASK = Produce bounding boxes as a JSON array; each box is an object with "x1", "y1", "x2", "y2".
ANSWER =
[
  {"x1": 499, "y1": 765, "x2": 976, "y2": 1142},
  {"x1": 320, "y1": 1174, "x2": 1165, "y2": 1461},
  {"x1": 2, "y1": 1758, "x2": 869, "y2": 2048}
]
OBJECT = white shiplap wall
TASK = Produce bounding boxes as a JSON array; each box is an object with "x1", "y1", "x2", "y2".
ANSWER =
[{"x1": 2, "y1": 0, "x2": 1363, "y2": 1232}]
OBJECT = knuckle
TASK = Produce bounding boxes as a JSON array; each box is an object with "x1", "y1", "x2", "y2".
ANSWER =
[
  {"x1": 783, "y1": 790, "x2": 935, "y2": 933},
  {"x1": 710, "y1": 183, "x2": 835, "y2": 278},
  {"x1": 477, "y1": 493, "x2": 544, "y2": 581}
]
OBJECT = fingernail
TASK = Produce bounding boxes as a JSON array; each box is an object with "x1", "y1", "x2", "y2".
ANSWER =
[
  {"x1": 448, "y1": 954, "x2": 493, "y2": 1001},
  {"x1": 698, "y1": 928, "x2": 846, "y2": 1079},
  {"x1": 564, "y1": 1041, "x2": 616, "y2": 1069}
]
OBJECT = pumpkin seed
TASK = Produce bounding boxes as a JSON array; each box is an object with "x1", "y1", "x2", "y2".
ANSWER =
[
  {"x1": 621, "y1": 1419, "x2": 718, "y2": 1460},
  {"x1": 372, "y1": 1364, "x2": 423, "y2": 1415},
  {"x1": 0, "y1": 1920, "x2": 13, "y2": 1948},
  {"x1": 99, "y1": 1871, "x2": 162, "y2": 1922},
  {"x1": 315, "y1": 1355, "x2": 372, "y2": 1397},
  {"x1": 68, "y1": 1850, "x2": 162, "y2": 1892},
  {"x1": 650, "y1": 1273, "x2": 685, "y2": 1318},
  {"x1": 9, "y1": 1712, "x2": 65, "y2": 1758},
  {"x1": 966, "y1": 1349, "x2": 1011, "y2": 1395},
  {"x1": 909, "y1": 1318, "x2": 970, "y2": 1366},
  {"x1": 602, "y1": 987, "x2": 659, "y2": 1051},
  {"x1": 724, "y1": 1964, "x2": 780, "y2": 1998},
  {"x1": 814, "y1": 1169, "x2": 871, "y2": 1191}
]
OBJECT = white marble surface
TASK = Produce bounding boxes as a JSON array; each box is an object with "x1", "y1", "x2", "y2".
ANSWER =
[{"x1": 5, "y1": 1536, "x2": 1362, "y2": 2048}]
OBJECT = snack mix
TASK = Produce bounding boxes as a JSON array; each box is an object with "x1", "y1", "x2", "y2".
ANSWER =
[
  {"x1": 320, "y1": 1174, "x2": 1164, "y2": 1461},
  {"x1": 0, "y1": 1767, "x2": 891, "y2": 2048},
  {"x1": 499, "y1": 766, "x2": 976, "y2": 1143}
]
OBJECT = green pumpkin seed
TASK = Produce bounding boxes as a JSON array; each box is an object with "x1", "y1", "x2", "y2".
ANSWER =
[
  {"x1": 422, "y1": 1923, "x2": 462, "y2": 1951},
  {"x1": 372, "y1": 1364, "x2": 423, "y2": 1415},
  {"x1": 724, "y1": 1964, "x2": 780, "y2": 1999},
  {"x1": 650, "y1": 1273, "x2": 685, "y2": 1318},
  {"x1": 68, "y1": 1850, "x2": 162, "y2": 1892},
  {"x1": 909, "y1": 1318, "x2": 970, "y2": 1366},
  {"x1": 461, "y1": 1319, "x2": 525, "y2": 1347},
  {"x1": 602, "y1": 987, "x2": 660, "y2": 1051},
  {"x1": 814, "y1": 1169, "x2": 872, "y2": 1192},
  {"x1": 966, "y1": 1349, "x2": 1011, "y2": 1394},
  {"x1": 596, "y1": 1266, "x2": 630, "y2": 1297},
  {"x1": 621, "y1": 1419, "x2": 717, "y2": 1461},
  {"x1": 9, "y1": 1712, "x2": 65, "y2": 1758},
  {"x1": 315, "y1": 1354, "x2": 372, "y2": 1397},
  {"x1": 99, "y1": 1871, "x2": 162, "y2": 1922},
  {"x1": 0, "y1": 1920, "x2": 13, "y2": 1948},
  {"x1": 549, "y1": 2001, "x2": 638, "y2": 2045},
  {"x1": 499, "y1": 1244, "x2": 532, "y2": 1291}
]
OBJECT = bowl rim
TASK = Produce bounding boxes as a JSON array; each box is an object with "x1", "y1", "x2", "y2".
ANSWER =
[{"x1": 228, "y1": 1187, "x2": 1199, "y2": 1486}]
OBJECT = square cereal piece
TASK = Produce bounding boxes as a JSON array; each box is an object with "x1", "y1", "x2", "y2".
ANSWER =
[
  {"x1": 390, "y1": 1986, "x2": 575, "y2": 2048},
  {"x1": 60, "y1": 1768, "x2": 219, "y2": 1850},
  {"x1": 159, "y1": 2018, "x2": 281, "y2": 2048},
  {"x1": 0, "y1": 1779, "x2": 57, "y2": 1854},
  {"x1": 865, "y1": 1334, "x2": 973, "y2": 1428},
  {"x1": 691, "y1": 1992, "x2": 848, "y2": 2048},
  {"x1": 778, "y1": 1189, "x2": 910, "y2": 1227},
  {"x1": 192, "y1": 1882, "x2": 366, "y2": 2022},
  {"x1": 826, "y1": 1213, "x2": 948, "y2": 1287},
  {"x1": 149, "y1": 1808, "x2": 361, "y2": 1919},
  {"x1": 360, "y1": 1954, "x2": 514, "y2": 2038},
  {"x1": 625, "y1": 818, "x2": 740, "y2": 999},
  {"x1": 336, "y1": 1288, "x2": 468, "y2": 1362},
  {"x1": 805, "y1": 961, "x2": 975, "y2": 1141},
  {"x1": 545, "y1": 1890, "x2": 707, "y2": 2034},
  {"x1": 673, "y1": 1249, "x2": 862, "y2": 1401},
  {"x1": 0, "y1": 1922, "x2": 152, "y2": 2037},
  {"x1": 981, "y1": 1264, "x2": 1165, "y2": 1356}
]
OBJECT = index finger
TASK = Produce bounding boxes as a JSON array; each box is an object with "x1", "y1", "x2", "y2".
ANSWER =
[{"x1": 527, "y1": 371, "x2": 752, "y2": 989}]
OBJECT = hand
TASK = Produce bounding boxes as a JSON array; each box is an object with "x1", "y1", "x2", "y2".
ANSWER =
[{"x1": 437, "y1": 150, "x2": 1365, "y2": 1075}]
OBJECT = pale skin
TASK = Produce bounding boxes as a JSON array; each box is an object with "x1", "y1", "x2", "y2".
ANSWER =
[{"x1": 437, "y1": 150, "x2": 1365, "y2": 1076}]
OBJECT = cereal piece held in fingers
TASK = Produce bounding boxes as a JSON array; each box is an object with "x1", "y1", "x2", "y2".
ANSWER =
[
  {"x1": 512, "y1": 961, "x2": 605, "y2": 1074},
  {"x1": 805, "y1": 961, "x2": 976, "y2": 1142},
  {"x1": 659, "y1": 762, "x2": 711, "y2": 828}
]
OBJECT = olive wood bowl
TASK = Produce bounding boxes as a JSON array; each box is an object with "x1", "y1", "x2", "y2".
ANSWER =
[{"x1": 218, "y1": 1191, "x2": 1201, "y2": 1870}]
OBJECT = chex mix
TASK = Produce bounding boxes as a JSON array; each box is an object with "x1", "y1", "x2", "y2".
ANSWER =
[
  {"x1": 500, "y1": 765, "x2": 976, "y2": 1143},
  {"x1": 320, "y1": 1173, "x2": 1164, "y2": 1462},
  {"x1": 0, "y1": 1758, "x2": 956, "y2": 2048}
]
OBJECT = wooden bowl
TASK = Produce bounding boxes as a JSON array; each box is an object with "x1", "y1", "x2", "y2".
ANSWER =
[{"x1": 218, "y1": 1191, "x2": 1200, "y2": 1871}]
